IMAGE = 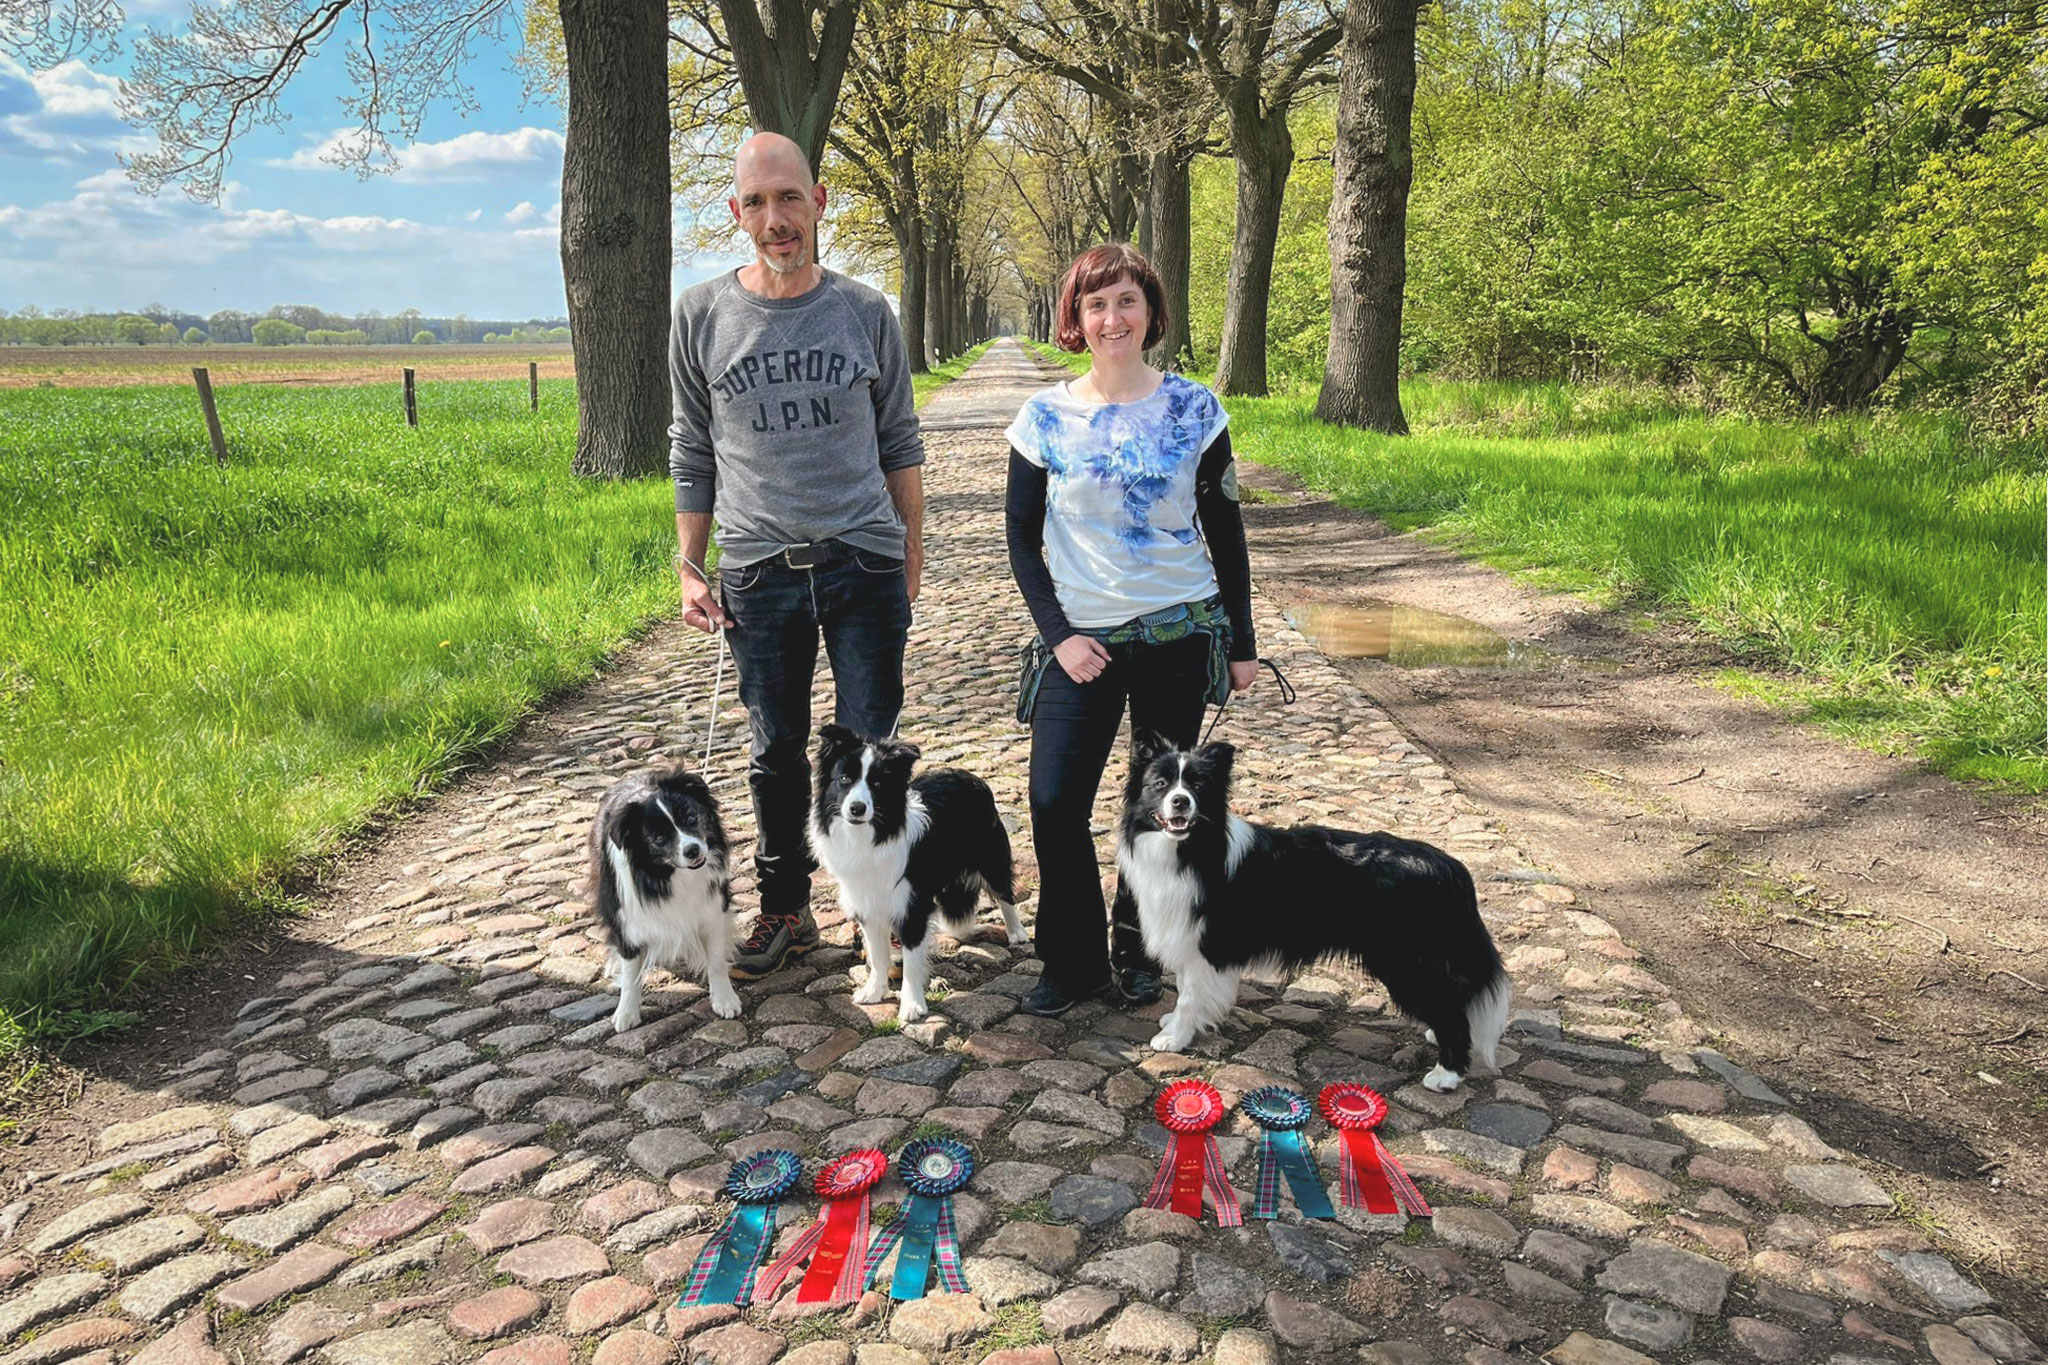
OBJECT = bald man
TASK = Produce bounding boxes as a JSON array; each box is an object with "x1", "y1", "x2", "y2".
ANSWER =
[{"x1": 669, "y1": 132, "x2": 926, "y2": 980}]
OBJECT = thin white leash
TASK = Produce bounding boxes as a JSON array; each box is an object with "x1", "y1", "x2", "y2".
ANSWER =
[{"x1": 677, "y1": 551, "x2": 731, "y2": 765}]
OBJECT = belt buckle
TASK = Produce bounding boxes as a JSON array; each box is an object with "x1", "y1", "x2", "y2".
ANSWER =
[{"x1": 783, "y1": 542, "x2": 825, "y2": 569}]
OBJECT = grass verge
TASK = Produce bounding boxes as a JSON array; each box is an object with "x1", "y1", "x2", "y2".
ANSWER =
[
  {"x1": 2, "y1": 352, "x2": 984, "y2": 1052},
  {"x1": 911, "y1": 339, "x2": 996, "y2": 408},
  {"x1": 1026, "y1": 342, "x2": 2045, "y2": 790}
]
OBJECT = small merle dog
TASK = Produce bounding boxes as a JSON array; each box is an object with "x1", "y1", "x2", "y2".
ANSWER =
[
  {"x1": 809, "y1": 724, "x2": 1027, "y2": 1023},
  {"x1": 588, "y1": 766, "x2": 742, "y2": 1029},
  {"x1": 1117, "y1": 734, "x2": 1511, "y2": 1090}
]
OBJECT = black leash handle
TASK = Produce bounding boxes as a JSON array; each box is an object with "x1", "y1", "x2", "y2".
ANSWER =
[{"x1": 1202, "y1": 656, "x2": 1297, "y2": 744}]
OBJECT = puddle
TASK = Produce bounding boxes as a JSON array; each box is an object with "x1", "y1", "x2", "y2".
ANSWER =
[{"x1": 1283, "y1": 601, "x2": 1619, "y2": 671}]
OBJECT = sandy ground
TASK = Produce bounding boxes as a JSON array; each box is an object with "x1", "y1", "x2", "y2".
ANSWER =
[
  {"x1": 0, "y1": 343, "x2": 576, "y2": 389},
  {"x1": 1235, "y1": 460, "x2": 2048, "y2": 1327}
]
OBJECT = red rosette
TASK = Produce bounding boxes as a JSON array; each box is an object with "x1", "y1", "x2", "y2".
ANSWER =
[
  {"x1": 1317, "y1": 1082, "x2": 1389, "y2": 1132},
  {"x1": 1155, "y1": 1079, "x2": 1227, "y2": 1133},
  {"x1": 1144, "y1": 1081, "x2": 1241, "y2": 1227},
  {"x1": 1317, "y1": 1082, "x2": 1429, "y2": 1217},
  {"x1": 815, "y1": 1148, "x2": 887, "y2": 1200}
]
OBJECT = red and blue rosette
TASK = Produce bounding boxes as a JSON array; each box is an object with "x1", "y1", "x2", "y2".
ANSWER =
[
  {"x1": 1243, "y1": 1085, "x2": 1336, "y2": 1220},
  {"x1": 862, "y1": 1138, "x2": 973, "y2": 1301},
  {"x1": 1143, "y1": 1080, "x2": 1243, "y2": 1227},
  {"x1": 676, "y1": 1149, "x2": 804, "y2": 1306},
  {"x1": 1317, "y1": 1082, "x2": 1431, "y2": 1216},
  {"x1": 753, "y1": 1148, "x2": 888, "y2": 1307}
]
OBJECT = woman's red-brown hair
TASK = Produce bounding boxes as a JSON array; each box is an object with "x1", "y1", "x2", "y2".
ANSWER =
[{"x1": 1054, "y1": 243, "x2": 1168, "y2": 353}]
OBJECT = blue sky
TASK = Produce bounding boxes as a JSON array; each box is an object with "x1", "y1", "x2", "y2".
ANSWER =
[{"x1": 0, "y1": 5, "x2": 740, "y2": 318}]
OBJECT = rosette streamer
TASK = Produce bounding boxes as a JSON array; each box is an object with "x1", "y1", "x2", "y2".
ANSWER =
[
  {"x1": 677, "y1": 1151, "x2": 804, "y2": 1307},
  {"x1": 1242, "y1": 1086, "x2": 1335, "y2": 1220},
  {"x1": 753, "y1": 1148, "x2": 888, "y2": 1306},
  {"x1": 862, "y1": 1138, "x2": 973, "y2": 1301},
  {"x1": 1316, "y1": 1082, "x2": 1431, "y2": 1216},
  {"x1": 1143, "y1": 1080, "x2": 1243, "y2": 1227}
]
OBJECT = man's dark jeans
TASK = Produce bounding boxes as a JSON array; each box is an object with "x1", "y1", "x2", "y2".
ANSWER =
[
  {"x1": 720, "y1": 541, "x2": 910, "y2": 918},
  {"x1": 1028, "y1": 632, "x2": 1209, "y2": 995}
]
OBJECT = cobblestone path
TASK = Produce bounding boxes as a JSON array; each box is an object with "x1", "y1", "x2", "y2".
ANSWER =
[{"x1": 2, "y1": 341, "x2": 2035, "y2": 1365}]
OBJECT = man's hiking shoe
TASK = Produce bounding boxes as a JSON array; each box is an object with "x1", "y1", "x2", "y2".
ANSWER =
[
  {"x1": 1112, "y1": 966, "x2": 1165, "y2": 1006},
  {"x1": 731, "y1": 912, "x2": 820, "y2": 979},
  {"x1": 1021, "y1": 976, "x2": 1101, "y2": 1018}
]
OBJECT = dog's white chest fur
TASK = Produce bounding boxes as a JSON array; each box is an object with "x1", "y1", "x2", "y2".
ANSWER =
[
  {"x1": 604, "y1": 841, "x2": 726, "y2": 967},
  {"x1": 1119, "y1": 814, "x2": 1255, "y2": 971},
  {"x1": 812, "y1": 796, "x2": 929, "y2": 927}
]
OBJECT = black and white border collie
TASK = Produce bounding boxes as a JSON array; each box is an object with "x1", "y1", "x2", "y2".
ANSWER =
[
  {"x1": 1117, "y1": 734, "x2": 1511, "y2": 1091},
  {"x1": 587, "y1": 766, "x2": 742, "y2": 1029},
  {"x1": 809, "y1": 725, "x2": 1027, "y2": 1023}
]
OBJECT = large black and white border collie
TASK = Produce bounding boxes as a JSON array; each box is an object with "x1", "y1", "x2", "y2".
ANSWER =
[
  {"x1": 587, "y1": 766, "x2": 742, "y2": 1029},
  {"x1": 809, "y1": 725, "x2": 1027, "y2": 1023},
  {"x1": 1117, "y1": 734, "x2": 1511, "y2": 1091}
]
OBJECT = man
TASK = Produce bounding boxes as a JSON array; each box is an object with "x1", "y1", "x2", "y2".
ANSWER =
[{"x1": 669, "y1": 131, "x2": 926, "y2": 979}]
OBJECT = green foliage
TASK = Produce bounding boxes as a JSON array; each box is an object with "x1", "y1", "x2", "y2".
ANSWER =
[
  {"x1": 114, "y1": 315, "x2": 159, "y2": 346},
  {"x1": 0, "y1": 378, "x2": 677, "y2": 1048},
  {"x1": 1227, "y1": 380, "x2": 2046, "y2": 786},
  {"x1": 251, "y1": 319, "x2": 304, "y2": 346},
  {"x1": 181, "y1": 327, "x2": 207, "y2": 345},
  {"x1": 413, "y1": 330, "x2": 438, "y2": 345}
]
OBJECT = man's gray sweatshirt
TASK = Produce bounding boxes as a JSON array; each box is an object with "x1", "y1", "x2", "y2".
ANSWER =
[{"x1": 669, "y1": 269, "x2": 925, "y2": 568}]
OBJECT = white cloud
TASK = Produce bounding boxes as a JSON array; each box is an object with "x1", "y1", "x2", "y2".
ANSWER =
[
  {"x1": 270, "y1": 125, "x2": 564, "y2": 182},
  {"x1": 504, "y1": 199, "x2": 537, "y2": 225},
  {"x1": 464, "y1": 207, "x2": 482, "y2": 222},
  {"x1": 0, "y1": 55, "x2": 147, "y2": 159}
]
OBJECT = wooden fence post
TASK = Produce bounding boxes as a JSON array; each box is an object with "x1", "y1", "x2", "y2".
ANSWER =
[
  {"x1": 403, "y1": 367, "x2": 418, "y2": 427},
  {"x1": 191, "y1": 367, "x2": 228, "y2": 465},
  {"x1": 529, "y1": 361, "x2": 539, "y2": 412}
]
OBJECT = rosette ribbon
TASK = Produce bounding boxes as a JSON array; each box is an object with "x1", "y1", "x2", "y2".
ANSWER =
[
  {"x1": 862, "y1": 1138, "x2": 973, "y2": 1301},
  {"x1": 1317, "y1": 1082, "x2": 1431, "y2": 1216},
  {"x1": 753, "y1": 1148, "x2": 888, "y2": 1307},
  {"x1": 676, "y1": 1150, "x2": 804, "y2": 1307},
  {"x1": 1143, "y1": 1080, "x2": 1243, "y2": 1227},
  {"x1": 1242, "y1": 1086, "x2": 1336, "y2": 1220}
]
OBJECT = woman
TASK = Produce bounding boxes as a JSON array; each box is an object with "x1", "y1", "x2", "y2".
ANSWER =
[{"x1": 1005, "y1": 243, "x2": 1258, "y2": 1018}]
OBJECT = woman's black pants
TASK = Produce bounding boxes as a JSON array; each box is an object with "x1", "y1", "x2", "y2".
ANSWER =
[{"x1": 1027, "y1": 632, "x2": 1210, "y2": 995}]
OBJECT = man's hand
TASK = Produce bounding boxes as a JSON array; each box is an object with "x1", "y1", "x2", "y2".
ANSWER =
[
  {"x1": 680, "y1": 571, "x2": 732, "y2": 633},
  {"x1": 1229, "y1": 659, "x2": 1258, "y2": 692},
  {"x1": 905, "y1": 544, "x2": 924, "y2": 604},
  {"x1": 1054, "y1": 635, "x2": 1111, "y2": 684}
]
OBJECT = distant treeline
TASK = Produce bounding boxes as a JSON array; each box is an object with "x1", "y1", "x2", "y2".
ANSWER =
[{"x1": 0, "y1": 304, "x2": 572, "y2": 347}]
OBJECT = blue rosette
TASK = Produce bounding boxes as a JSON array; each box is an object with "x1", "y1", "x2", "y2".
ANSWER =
[
  {"x1": 864, "y1": 1138, "x2": 974, "y2": 1300},
  {"x1": 1243, "y1": 1085, "x2": 1335, "y2": 1220},
  {"x1": 678, "y1": 1151, "x2": 804, "y2": 1307}
]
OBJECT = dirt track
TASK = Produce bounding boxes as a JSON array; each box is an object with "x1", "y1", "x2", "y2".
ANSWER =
[{"x1": 1237, "y1": 460, "x2": 2048, "y2": 1324}]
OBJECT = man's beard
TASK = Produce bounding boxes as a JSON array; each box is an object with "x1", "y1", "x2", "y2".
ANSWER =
[{"x1": 761, "y1": 235, "x2": 809, "y2": 275}]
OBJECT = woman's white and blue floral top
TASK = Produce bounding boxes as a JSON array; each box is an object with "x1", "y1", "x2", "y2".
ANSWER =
[{"x1": 1002, "y1": 372, "x2": 1233, "y2": 630}]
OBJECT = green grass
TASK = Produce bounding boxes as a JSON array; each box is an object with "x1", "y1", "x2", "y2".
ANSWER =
[
  {"x1": 0, "y1": 355, "x2": 985, "y2": 1052},
  {"x1": 1023, "y1": 343, "x2": 2045, "y2": 790}
]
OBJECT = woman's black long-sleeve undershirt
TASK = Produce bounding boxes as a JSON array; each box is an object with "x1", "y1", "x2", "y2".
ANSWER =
[{"x1": 1005, "y1": 429, "x2": 1257, "y2": 662}]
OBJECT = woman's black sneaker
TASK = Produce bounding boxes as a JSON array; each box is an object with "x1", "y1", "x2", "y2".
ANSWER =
[
  {"x1": 1021, "y1": 976, "x2": 1100, "y2": 1017},
  {"x1": 1113, "y1": 966, "x2": 1164, "y2": 1005}
]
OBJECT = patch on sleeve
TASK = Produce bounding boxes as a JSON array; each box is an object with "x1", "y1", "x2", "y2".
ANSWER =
[{"x1": 1219, "y1": 461, "x2": 1240, "y2": 502}]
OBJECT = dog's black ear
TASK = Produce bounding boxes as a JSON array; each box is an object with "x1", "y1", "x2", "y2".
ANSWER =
[
  {"x1": 1131, "y1": 729, "x2": 1174, "y2": 771},
  {"x1": 887, "y1": 738, "x2": 922, "y2": 765},
  {"x1": 663, "y1": 768, "x2": 713, "y2": 806},
  {"x1": 1194, "y1": 741, "x2": 1237, "y2": 789},
  {"x1": 817, "y1": 723, "x2": 861, "y2": 756}
]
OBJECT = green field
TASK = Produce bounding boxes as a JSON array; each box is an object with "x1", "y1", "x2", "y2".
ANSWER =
[
  {"x1": 0, "y1": 358, "x2": 980, "y2": 1051},
  {"x1": 1029, "y1": 344, "x2": 2045, "y2": 790}
]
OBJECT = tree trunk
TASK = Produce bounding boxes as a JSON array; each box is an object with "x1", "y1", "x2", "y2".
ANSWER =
[
  {"x1": 1803, "y1": 306, "x2": 1911, "y2": 411},
  {"x1": 1146, "y1": 145, "x2": 1194, "y2": 371},
  {"x1": 1110, "y1": 153, "x2": 1145, "y2": 243},
  {"x1": 894, "y1": 209, "x2": 929, "y2": 373},
  {"x1": 1215, "y1": 106, "x2": 1293, "y2": 397},
  {"x1": 715, "y1": 0, "x2": 858, "y2": 173},
  {"x1": 559, "y1": 0, "x2": 672, "y2": 477},
  {"x1": 1316, "y1": 0, "x2": 1419, "y2": 434}
]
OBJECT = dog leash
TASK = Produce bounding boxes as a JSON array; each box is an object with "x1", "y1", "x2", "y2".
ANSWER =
[
  {"x1": 677, "y1": 550, "x2": 731, "y2": 764},
  {"x1": 1202, "y1": 656, "x2": 1297, "y2": 745}
]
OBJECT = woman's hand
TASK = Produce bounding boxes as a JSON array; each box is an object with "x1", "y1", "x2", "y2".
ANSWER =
[
  {"x1": 1054, "y1": 635, "x2": 1112, "y2": 684},
  {"x1": 1229, "y1": 659, "x2": 1258, "y2": 693}
]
